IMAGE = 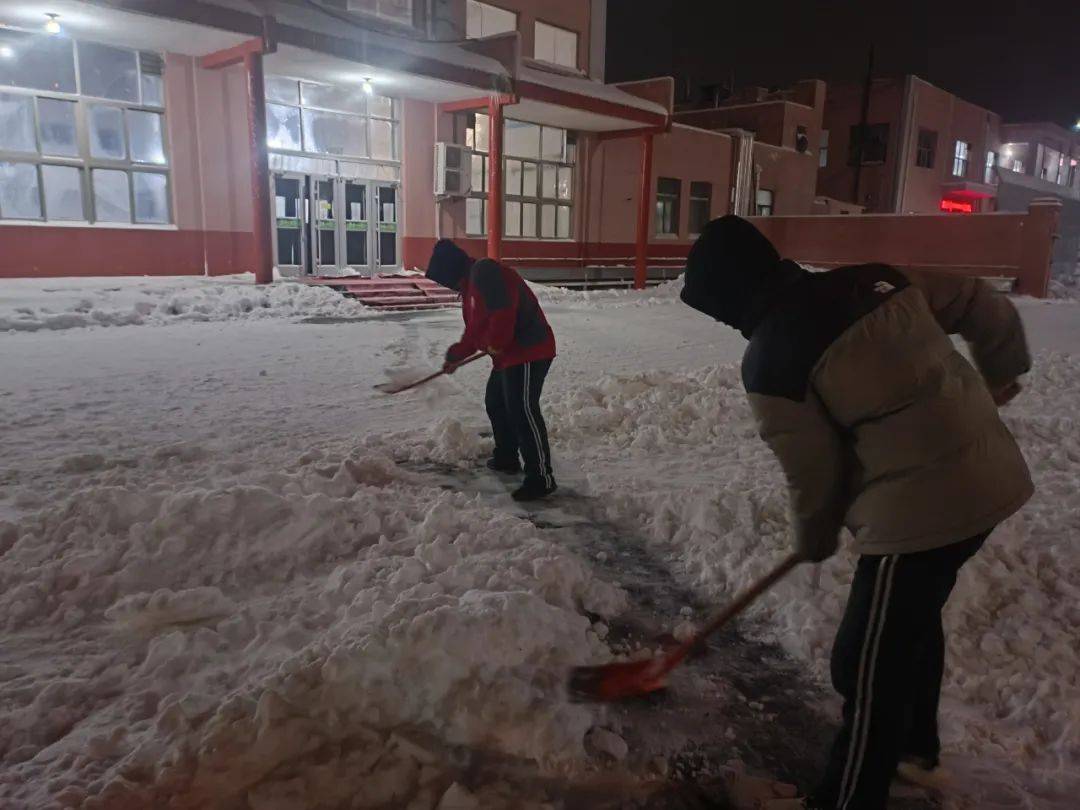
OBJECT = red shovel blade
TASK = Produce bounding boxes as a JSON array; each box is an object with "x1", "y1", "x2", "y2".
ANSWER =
[{"x1": 568, "y1": 653, "x2": 675, "y2": 702}]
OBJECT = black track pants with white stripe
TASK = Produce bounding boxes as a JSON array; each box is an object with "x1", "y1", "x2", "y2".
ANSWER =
[
  {"x1": 811, "y1": 530, "x2": 990, "y2": 809},
  {"x1": 485, "y1": 359, "x2": 555, "y2": 488}
]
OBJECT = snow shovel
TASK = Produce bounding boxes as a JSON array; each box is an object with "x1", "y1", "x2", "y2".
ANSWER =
[
  {"x1": 374, "y1": 352, "x2": 486, "y2": 394},
  {"x1": 569, "y1": 552, "x2": 802, "y2": 702}
]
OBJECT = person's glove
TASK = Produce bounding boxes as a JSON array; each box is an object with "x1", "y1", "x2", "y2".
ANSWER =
[{"x1": 443, "y1": 343, "x2": 469, "y2": 374}]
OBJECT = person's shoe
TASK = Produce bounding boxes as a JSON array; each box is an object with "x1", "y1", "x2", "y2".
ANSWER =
[
  {"x1": 895, "y1": 755, "x2": 951, "y2": 790},
  {"x1": 486, "y1": 457, "x2": 521, "y2": 474},
  {"x1": 511, "y1": 479, "x2": 557, "y2": 501}
]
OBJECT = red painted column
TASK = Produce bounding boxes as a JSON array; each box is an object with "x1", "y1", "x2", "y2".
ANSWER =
[
  {"x1": 487, "y1": 97, "x2": 504, "y2": 261},
  {"x1": 244, "y1": 50, "x2": 274, "y2": 285},
  {"x1": 634, "y1": 132, "x2": 654, "y2": 290}
]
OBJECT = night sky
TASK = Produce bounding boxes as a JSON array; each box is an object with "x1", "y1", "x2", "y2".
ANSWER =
[{"x1": 606, "y1": 0, "x2": 1079, "y2": 128}]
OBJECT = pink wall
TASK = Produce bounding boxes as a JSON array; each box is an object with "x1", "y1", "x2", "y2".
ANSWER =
[
  {"x1": 754, "y1": 142, "x2": 819, "y2": 215},
  {"x1": 401, "y1": 99, "x2": 438, "y2": 269}
]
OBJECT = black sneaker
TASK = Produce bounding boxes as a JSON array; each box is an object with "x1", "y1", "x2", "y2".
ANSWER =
[
  {"x1": 511, "y1": 480, "x2": 557, "y2": 501},
  {"x1": 486, "y1": 457, "x2": 521, "y2": 474}
]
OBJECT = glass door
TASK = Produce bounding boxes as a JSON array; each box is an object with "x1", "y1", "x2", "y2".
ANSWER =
[
  {"x1": 312, "y1": 177, "x2": 338, "y2": 274},
  {"x1": 272, "y1": 174, "x2": 306, "y2": 275},
  {"x1": 375, "y1": 184, "x2": 399, "y2": 269},
  {"x1": 343, "y1": 180, "x2": 370, "y2": 275}
]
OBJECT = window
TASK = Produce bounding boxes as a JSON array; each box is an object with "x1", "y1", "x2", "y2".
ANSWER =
[
  {"x1": 985, "y1": 151, "x2": 998, "y2": 185},
  {"x1": 756, "y1": 188, "x2": 774, "y2": 216},
  {"x1": 688, "y1": 182, "x2": 712, "y2": 235},
  {"x1": 819, "y1": 130, "x2": 829, "y2": 168},
  {"x1": 534, "y1": 21, "x2": 578, "y2": 69},
  {"x1": 916, "y1": 129, "x2": 936, "y2": 169},
  {"x1": 466, "y1": 1, "x2": 517, "y2": 39},
  {"x1": 264, "y1": 77, "x2": 399, "y2": 161},
  {"x1": 952, "y1": 141, "x2": 970, "y2": 177},
  {"x1": 346, "y1": 0, "x2": 415, "y2": 27},
  {"x1": 459, "y1": 113, "x2": 574, "y2": 239},
  {"x1": 0, "y1": 31, "x2": 169, "y2": 225},
  {"x1": 655, "y1": 177, "x2": 680, "y2": 236},
  {"x1": 848, "y1": 123, "x2": 889, "y2": 165}
]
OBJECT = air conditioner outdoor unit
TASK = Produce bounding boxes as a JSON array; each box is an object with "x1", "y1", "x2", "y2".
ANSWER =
[{"x1": 434, "y1": 142, "x2": 471, "y2": 196}]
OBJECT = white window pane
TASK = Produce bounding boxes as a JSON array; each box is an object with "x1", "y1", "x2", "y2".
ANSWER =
[
  {"x1": 534, "y1": 22, "x2": 555, "y2": 63},
  {"x1": 0, "y1": 29, "x2": 76, "y2": 93},
  {"x1": 267, "y1": 104, "x2": 301, "y2": 150},
  {"x1": 0, "y1": 93, "x2": 36, "y2": 153},
  {"x1": 466, "y1": 196, "x2": 484, "y2": 235},
  {"x1": 557, "y1": 206, "x2": 571, "y2": 238},
  {"x1": 466, "y1": 0, "x2": 482, "y2": 38},
  {"x1": 266, "y1": 76, "x2": 300, "y2": 105},
  {"x1": 541, "y1": 127, "x2": 564, "y2": 161},
  {"x1": 92, "y1": 169, "x2": 131, "y2": 222},
  {"x1": 471, "y1": 153, "x2": 486, "y2": 192},
  {"x1": 89, "y1": 105, "x2": 127, "y2": 160},
  {"x1": 127, "y1": 110, "x2": 166, "y2": 164},
  {"x1": 541, "y1": 164, "x2": 557, "y2": 198},
  {"x1": 133, "y1": 172, "x2": 168, "y2": 223},
  {"x1": 38, "y1": 98, "x2": 78, "y2": 157},
  {"x1": 302, "y1": 109, "x2": 366, "y2": 156},
  {"x1": 505, "y1": 159, "x2": 522, "y2": 195},
  {"x1": 369, "y1": 95, "x2": 394, "y2": 119},
  {"x1": 0, "y1": 162, "x2": 41, "y2": 219},
  {"x1": 541, "y1": 203, "x2": 555, "y2": 238},
  {"x1": 301, "y1": 82, "x2": 366, "y2": 114},
  {"x1": 474, "y1": 113, "x2": 489, "y2": 153},
  {"x1": 566, "y1": 135, "x2": 577, "y2": 164},
  {"x1": 556, "y1": 29, "x2": 577, "y2": 69},
  {"x1": 505, "y1": 201, "x2": 520, "y2": 236},
  {"x1": 557, "y1": 166, "x2": 573, "y2": 199},
  {"x1": 522, "y1": 162, "x2": 538, "y2": 198},
  {"x1": 42, "y1": 165, "x2": 84, "y2": 220},
  {"x1": 140, "y1": 74, "x2": 164, "y2": 107},
  {"x1": 78, "y1": 41, "x2": 138, "y2": 101},
  {"x1": 371, "y1": 119, "x2": 394, "y2": 160},
  {"x1": 522, "y1": 202, "x2": 537, "y2": 237},
  {"x1": 505, "y1": 121, "x2": 540, "y2": 158}
]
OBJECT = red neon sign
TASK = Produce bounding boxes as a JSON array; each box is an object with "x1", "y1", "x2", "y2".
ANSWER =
[{"x1": 940, "y1": 198, "x2": 974, "y2": 213}]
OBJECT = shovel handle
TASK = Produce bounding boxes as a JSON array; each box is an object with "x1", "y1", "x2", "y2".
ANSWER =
[{"x1": 377, "y1": 352, "x2": 486, "y2": 394}]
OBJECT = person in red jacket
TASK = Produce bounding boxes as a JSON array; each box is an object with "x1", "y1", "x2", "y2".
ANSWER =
[{"x1": 426, "y1": 239, "x2": 558, "y2": 501}]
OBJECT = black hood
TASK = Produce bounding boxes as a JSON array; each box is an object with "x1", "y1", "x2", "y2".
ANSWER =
[
  {"x1": 680, "y1": 215, "x2": 805, "y2": 338},
  {"x1": 426, "y1": 239, "x2": 472, "y2": 290}
]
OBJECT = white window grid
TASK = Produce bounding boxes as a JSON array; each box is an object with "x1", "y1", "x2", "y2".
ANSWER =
[
  {"x1": 466, "y1": 0, "x2": 518, "y2": 39},
  {"x1": 534, "y1": 20, "x2": 578, "y2": 70},
  {"x1": 952, "y1": 140, "x2": 970, "y2": 178},
  {"x1": 266, "y1": 77, "x2": 400, "y2": 164},
  {"x1": 458, "y1": 113, "x2": 575, "y2": 239},
  {"x1": 655, "y1": 177, "x2": 680, "y2": 236},
  {"x1": 688, "y1": 181, "x2": 712, "y2": 236},
  {"x1": 0, "y1": 36, "x2": 169, "y2": 225}
]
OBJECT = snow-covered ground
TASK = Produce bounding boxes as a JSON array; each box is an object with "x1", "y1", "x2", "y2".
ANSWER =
[{"x1": 1, "y1": 275, "x2": 1079, "y2": 809}]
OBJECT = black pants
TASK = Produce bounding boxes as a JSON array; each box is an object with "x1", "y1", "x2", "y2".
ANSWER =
[
  {"x1": 812, "y1": 530, "x2": 990, "y2": 810},
  {"x1": 485, "y1": 359, "x2": 555, "y2": 487}
]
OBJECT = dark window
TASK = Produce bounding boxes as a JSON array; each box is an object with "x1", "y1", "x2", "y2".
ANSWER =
[
  {"x1": 655, "y1": 177, "x2": 680, "y2": 236},
  {"x1": 688, "y1": 181, "x2": 711, "y2": 235},
  {"x1": 795, "y1": 125, "x2": 809, "y2": 154},
  {"x1": 916, "y1": 129, "x2": 937, "y2": 169},
  {"x1": 848, "y1": 123, "x2": 889, "y2": 165}
]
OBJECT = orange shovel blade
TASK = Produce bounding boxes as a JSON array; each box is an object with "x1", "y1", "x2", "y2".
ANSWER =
[{"x1": 568, "y1": 654, "x2": 674, "y2": 702}]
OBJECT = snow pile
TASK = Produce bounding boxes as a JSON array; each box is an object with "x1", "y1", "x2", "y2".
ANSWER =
[
  {"x1": 543, "y1": 353, "x2": 1080, "y2": 786},
  {"x1": 0, "y1": 275, "x2": 367, "y2": 332},
  {"x1": 0, "y1": 445, "x2": 624, "y2": 807},
  {"x1": 530, "y1": 276, "x2": 685, "y2": 309}
]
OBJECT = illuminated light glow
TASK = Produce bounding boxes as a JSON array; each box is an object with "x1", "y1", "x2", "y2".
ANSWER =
[
  {"x1": 0, "y1": 45, "x2": 14, "y2": 59},
  {"x1": 940, "y1": 198, "x2": 974, "y2": 213},
  {"x1": 44, "y1": 13, "x2": 61, "y2": 34},
  {"x1": 362, "y1": 77, "x2": 374, "y2": 95}
]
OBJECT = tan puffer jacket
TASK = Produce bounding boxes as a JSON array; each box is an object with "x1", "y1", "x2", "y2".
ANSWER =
[{"x1": 743, "y1": 264, "x2": 1033, "y2": 558}]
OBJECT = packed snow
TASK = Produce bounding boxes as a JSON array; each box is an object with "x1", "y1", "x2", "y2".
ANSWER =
[{"x1": 2, "y1": 273, "x2": 1079, "y2": 808}]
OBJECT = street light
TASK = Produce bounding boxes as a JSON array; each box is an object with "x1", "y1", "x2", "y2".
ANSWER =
[
  {"x1": 44, "y1": 14, "x2": 61, "y2": 35},
  {"x1": 362, "y1": 78, "x2": 374, "y2": 95},
  {"x1": 0, "y1": 45, "x2": 14, "y2": 59}
]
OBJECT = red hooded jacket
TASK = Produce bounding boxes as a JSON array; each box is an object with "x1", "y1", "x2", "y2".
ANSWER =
[{"x1": 447, "y1": 259, "x2": 556, "y2": 371}]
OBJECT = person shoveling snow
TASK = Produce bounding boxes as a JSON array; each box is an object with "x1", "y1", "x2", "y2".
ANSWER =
[
  {"x1": 426, "y1": 239, "x2": 558, "y2": 501},
  {"x1": 680, "y1": 216, "x2": 1034, "y2": 810}
]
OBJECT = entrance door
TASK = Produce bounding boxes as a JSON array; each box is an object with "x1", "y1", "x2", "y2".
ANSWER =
[
  {"x1": 272, "y1": 174, "x2": 306, "y2": 274},
  {"x1": 312, "y1": 177, "x2": 338, "y2": 274},
  {"x1": 375, "y1": 184, "x2": 399, "y2": 270},
  {"x1": 342, "y1": 180, "x2": 370, "y2": 274}
]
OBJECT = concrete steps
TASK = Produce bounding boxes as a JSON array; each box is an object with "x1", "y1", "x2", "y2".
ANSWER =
[{"x1": 307, "y1": 275, "x2": 461, "y2": 311}]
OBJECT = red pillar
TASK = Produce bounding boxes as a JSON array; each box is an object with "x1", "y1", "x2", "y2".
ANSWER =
[
  {"x1": 634, "y1": 132, "x2": 654, "y2": 290},
  {"x1": 244, "y1": 50, "x2": 274, "y2": 285},
  {"x1": 487, "y1": 97, "x2": 505, "y2": 261}
]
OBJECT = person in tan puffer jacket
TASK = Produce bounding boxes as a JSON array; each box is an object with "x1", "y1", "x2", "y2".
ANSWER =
[{"x1": 680, "y1": 216, "x2": 1033, "y2": 810}]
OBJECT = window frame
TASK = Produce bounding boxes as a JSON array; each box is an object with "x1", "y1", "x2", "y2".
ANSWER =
[
  {"x1": 915, "y1": 128, "x2": 937, "y2": 169},
  {"x1": 755, "y1": 188, "x2": 774, "y2": 217},
  {"x1": 984, "y1": 150, "x2": 998, "y2": 185},
  {"x1": 533, "y1": 20, "x2": 579, "y2": 70},
  {"x1": 466, "y1": 0, "x2": 518, "y2": 39},
  {"x1": 655, "y1": 176, "x2": 681, "y2": 237},
  {"x1": 848, "y1": 123, "x2": 889, "y2": 166},
  {"x1": 688, "y1": 181, "x2": 712, "y2": 236},
  {"x1": 0, "y1": 34, "x2": 171, "y2": 226},
  {"x1": 952, "y1": 140, "x2": 970, "y2": 178}
]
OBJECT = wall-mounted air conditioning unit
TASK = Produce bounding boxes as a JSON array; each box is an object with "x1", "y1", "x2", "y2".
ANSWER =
[{"x1": 434, "y1": 142, "x2": 471, "y2": 196}]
